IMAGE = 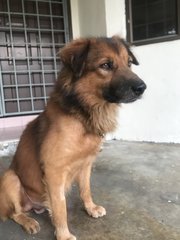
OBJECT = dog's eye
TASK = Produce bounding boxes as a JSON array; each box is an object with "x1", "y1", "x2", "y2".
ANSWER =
[{"x1": 100, "y1": 61, "x2": 113, "y2": 71}]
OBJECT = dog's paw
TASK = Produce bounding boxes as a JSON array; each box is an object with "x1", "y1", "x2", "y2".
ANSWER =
[
  {"x1": 67, "y1": 235, "x2": 76, "y2": 240},
  {"x1": 86, "y1": 205, "x2": 106, "y2": 218},
  {"x1": 57, "y1": 233, "x2": 76, "y2": 240},
  {"x1": 23, "y1": 217, "x2": 40, "y2": 234}
]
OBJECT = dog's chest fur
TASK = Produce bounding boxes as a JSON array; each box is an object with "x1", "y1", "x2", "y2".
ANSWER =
[{"x1": 41, "y1": 114, "x2": 102, "y2": 166}]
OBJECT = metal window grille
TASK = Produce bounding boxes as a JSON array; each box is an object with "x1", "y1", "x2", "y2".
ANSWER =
[{"x1": 0, "y1": 0, "x2": 70, "y2": 117}]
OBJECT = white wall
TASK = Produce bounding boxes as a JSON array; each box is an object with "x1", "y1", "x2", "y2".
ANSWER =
[
  {"x1": 70, "y1": 0, "x2": 80, "y2": 38},
  {"x1": 73, "y1": 0, "x2": 107, "y2": 37},
  {"x1": 70, "y1": 0, "x2": 180, "y2": 143},
  {"x1": 104, "y1": 0, "x2": 126, "y2": 37},
  {"x1": 116, "y1": 40, "x2": 180, "y2": 143},
  {"x1": 71, "y1": 0, "x2": 126, "y2": 38}
]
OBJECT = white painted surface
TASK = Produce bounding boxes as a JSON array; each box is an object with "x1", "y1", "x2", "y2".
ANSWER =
[
  {"x1": 116, "y1": 40, "x2": 180, "y2": 143},
  {"x1": 76, "y1": 0, "x2": 106, "y2": 37},
  {"x1": 70, "y1": 0, "x2": 80, "y2": 38},
  {"x1": 104, "y1": 0, "x2": 126, "y2": 37},
  {"x1": 71, "y1": 0, "x2": 126, "y2": 39}
]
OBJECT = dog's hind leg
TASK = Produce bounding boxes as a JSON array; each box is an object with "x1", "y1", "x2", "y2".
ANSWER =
[
  {"x1": 11, "y1": 212, "x2": 40, "y2": 234},
  {"x1": 0, "y1": 169, "x2": 40, "y2": 234}
]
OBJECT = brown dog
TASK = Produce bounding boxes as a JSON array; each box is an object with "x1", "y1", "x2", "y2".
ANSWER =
[{"x1": 0, "y1": 36, "x2": 146, "y2": 240}]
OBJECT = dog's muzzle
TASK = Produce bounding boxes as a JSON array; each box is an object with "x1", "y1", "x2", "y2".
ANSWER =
[{"x1": 103, "y1": 77, "x2": 147, "y2": 104}]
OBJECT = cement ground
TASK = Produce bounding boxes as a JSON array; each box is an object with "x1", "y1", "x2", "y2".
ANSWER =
[{"x1": 0, "y1": 140, "x2": 180, "y2": 240}]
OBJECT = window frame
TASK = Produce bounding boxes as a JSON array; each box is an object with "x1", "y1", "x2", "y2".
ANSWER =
[{"x1": 125, "y1": 0, "x2": 180, "y2": 46}]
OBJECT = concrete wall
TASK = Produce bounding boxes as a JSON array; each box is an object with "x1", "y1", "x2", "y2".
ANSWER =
[
  {"x1": 70, "y1": 0, "x2": 126, "y2": 38},
  {"x1": 70, "y1": 0, "x2": 180, "y2": 143},
  {"x1": 71, "y1": 0, "x2": 106, "y2": 38},
  {"x1": 104, "y1": 0, "x2": 126, "y2": 37}
]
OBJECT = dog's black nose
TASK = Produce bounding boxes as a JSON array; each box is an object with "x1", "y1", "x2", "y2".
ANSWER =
[{"x1": 132, "y1": 82, "x2": 146, "y2": 96}]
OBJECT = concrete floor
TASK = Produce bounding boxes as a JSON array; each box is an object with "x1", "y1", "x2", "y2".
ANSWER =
[{"x1": 0, "y1": 140, "x2": 180, "y2": 240}]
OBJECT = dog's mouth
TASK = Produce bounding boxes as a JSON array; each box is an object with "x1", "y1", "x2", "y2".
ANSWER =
[
  {"x1": 103, "y1": 92, "x2": 142, "y2": 104},
  {"x1": 120, "y1": 96, "x2": 142, "y2": 104},
  {"x1": 103, "y1": 80, "x2": 146, "y2": 104}
]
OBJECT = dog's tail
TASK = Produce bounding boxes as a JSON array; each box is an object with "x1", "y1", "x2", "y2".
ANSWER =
[{"x1": 0, "y1": 169, "x2": 21, "y2": 221}]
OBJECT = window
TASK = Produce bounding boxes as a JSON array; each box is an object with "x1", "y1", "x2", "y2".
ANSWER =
[{"x1": 126, "y1": 0, "x2": 180, "y2": 45}]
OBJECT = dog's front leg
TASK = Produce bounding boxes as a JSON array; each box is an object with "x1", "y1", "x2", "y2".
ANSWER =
[
  {"x1": 77, "y1": 160, "x2": 106, "y2": 218},
  {"x1": 45, "y1": 171, "x2": 76, "y2": 240}
]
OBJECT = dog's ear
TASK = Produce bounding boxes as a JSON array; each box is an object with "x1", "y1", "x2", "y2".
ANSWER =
[
  {"x1": 120, "y1": 38, "x2": 139, "y2": 65},
  {"x1": 59, "y1": 39, "x2": 90, "y2": 78},
  {"x1": 112, "y1": 36, "x2": 139, "y2": 65},
  {"x1": 127, "y1": 47, "x2": 139, "y2": 66}
]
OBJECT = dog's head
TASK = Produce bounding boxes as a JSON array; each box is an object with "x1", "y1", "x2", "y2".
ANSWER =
[{"x1": 60, "y1": 36, "x2": 146, "y2": 104}]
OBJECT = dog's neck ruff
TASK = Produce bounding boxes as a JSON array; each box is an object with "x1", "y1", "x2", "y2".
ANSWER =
[
  {"x1": 86, "y1": 102, "x2": 118, "y2": 137},
  {"x1": 52, "y1": 73, "x2": 119, "y2": 136}
]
